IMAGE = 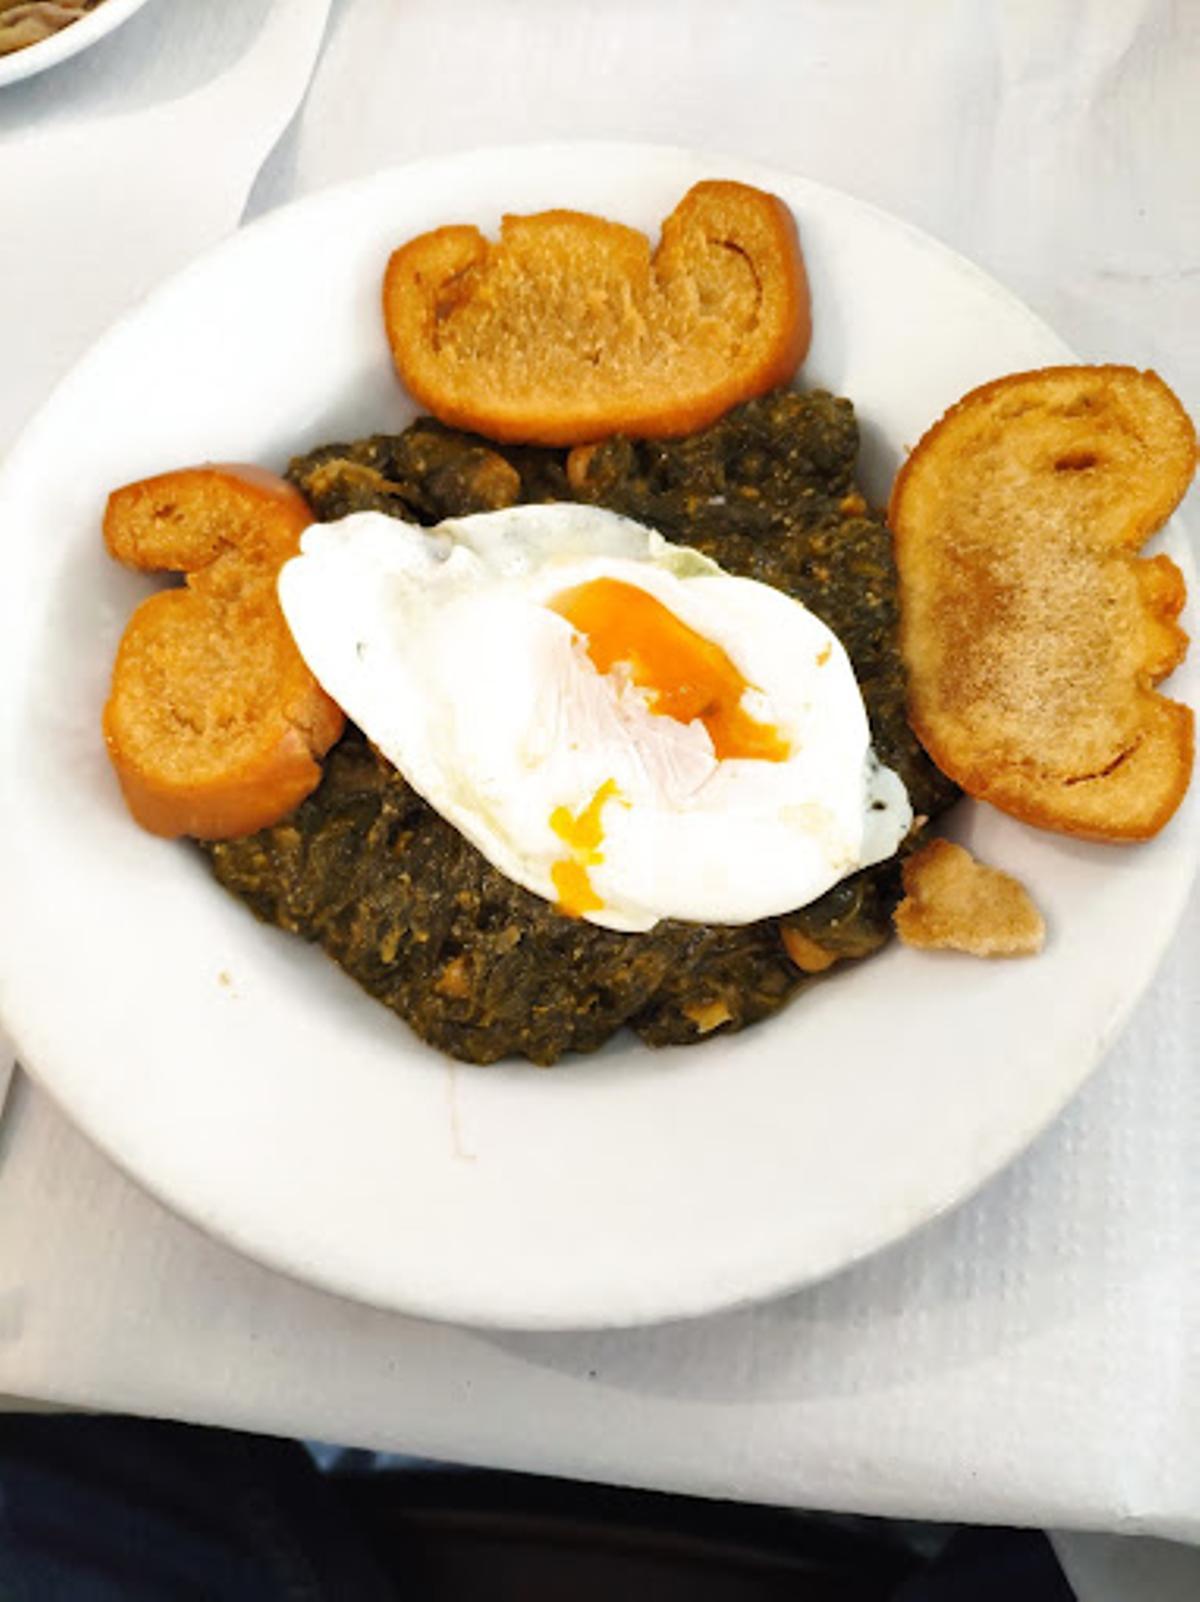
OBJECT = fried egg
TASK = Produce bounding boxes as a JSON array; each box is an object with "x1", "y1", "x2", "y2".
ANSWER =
[{"x1": 278, "y1": 504, "x2": 911, "y2": 932}]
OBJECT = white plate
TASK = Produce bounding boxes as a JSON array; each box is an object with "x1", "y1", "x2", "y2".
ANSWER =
[
  {"x1": 0, "y1": 0, "x2": 152, "y2": 87},
  {"x1": 0, "y1": 144, "x2": 1195, "y2": 1330}
]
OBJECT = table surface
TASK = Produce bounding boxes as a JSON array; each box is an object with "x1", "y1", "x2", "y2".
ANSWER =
[{"x1": 1, "y1": 0, "x2": 1199, "y2": 1581}]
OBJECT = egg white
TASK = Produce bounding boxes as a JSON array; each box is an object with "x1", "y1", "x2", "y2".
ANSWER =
[{"x1": 278, "y1": 504, "x2": 911, "y2": 932}]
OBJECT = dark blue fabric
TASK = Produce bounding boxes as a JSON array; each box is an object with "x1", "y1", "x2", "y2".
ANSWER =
[
  {"x1": 0, "y1": 1415, "x2": 393, "y2": 1602},
  {"x1": 0, "y1": 1413, "x2": 1076, "y2": 1600},
  {"x1": 893, "y1": 1528, "x2": 1076, "y2": 1601}
]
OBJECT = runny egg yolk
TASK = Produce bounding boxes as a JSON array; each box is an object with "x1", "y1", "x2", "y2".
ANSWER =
[
  {"x1": 551, "y1": 775, "x2": 621, "y2": 916},
  {"x1": 549, "y1": 578, "x2": 790, "y2": 763},
  {"x1": 549, "y1": 779, "x2": 622, "y2": 918}
]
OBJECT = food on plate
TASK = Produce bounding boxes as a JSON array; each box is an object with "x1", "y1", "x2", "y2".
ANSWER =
[
  {"x1": 382, "y1": 181, "x2": 810, "y2": 446},
  {"x1": 103, "y1": 466, "x2": 345, "y2": 839},
  {"x1": 894, "y1": 838, "x2": 1045, "y2": 957},
  {"x1": 562, "y1": 393, "x2": 956, "y2": 824},
  {"x1": 891, "y1": 365, "x2": 1196, "y2": 841},
  {"x1": 277, "y1": 502, "x2": 911, "y2": 932},
  {"x1": 0, "y1": 0, "x2": 100, "y2": 54},
  {"x1": 778, "y1": 867, "x2": 905, "y2": 975},
  {"x1": 95, "y1": 161, "x2": 1196, "y2": 1067},
  {"x1": 204, "y1": 392, "x2": 957, "y2": 1063},
  {"x1": 207, "y1": 730, "x2": 894, "y2": 1065}
]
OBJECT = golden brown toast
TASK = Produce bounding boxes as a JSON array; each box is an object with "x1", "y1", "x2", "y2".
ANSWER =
[
  {"x1": 103, "y1": 466, "x2": 344, "y2": 839},
  {"x1": 894, "y1": 839, "x2": 1045, "y2": 956},
  {"x1": 382, "y1": 180, "x2": 811, "y2": 446},
  {"x1": 889, "y1": 366, "x2": 1197, "y2": 840}
]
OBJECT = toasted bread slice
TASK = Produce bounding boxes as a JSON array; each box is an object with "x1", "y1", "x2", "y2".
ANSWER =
[
  {"x1": 894, "y1": 839, "x2": 1045, "y2": 956},
  {"x1": 890, "y1": 366, "x2": 1197, "y2": 840},
  {"x1": 103, "y1": 466, "x2": 344, "y2": 839},
  {"x1": 382, "y1": 180, "x2": 811, "y2": 446}
]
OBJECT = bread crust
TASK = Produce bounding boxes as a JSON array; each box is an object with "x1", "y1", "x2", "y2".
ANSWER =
[
  {"x1": 104, "y1": 463, "x2": 314, "y2": 570},
  {"x1": 103, "y1": 465, "x2": 344, "y2": 840},
  {"x1": 894, "y1": 839, "x2": 1045, "y2": 956},
  {"x1": 382, "y1": 181, "x2": 811, "y2": 446},
  {"x1": 104, "y1": 653, "x2": 343, "y2": 839},
  {"x1": 889, "y1": 365, "x2": 1197, "y2": 841}
]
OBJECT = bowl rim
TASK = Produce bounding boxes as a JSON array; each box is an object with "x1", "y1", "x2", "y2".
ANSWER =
[{"x1": 0, "y1": 0, "x2": 155, "y2": 89}]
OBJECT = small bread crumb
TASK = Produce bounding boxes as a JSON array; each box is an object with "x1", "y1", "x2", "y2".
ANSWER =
[
  {"x1": 566, "y1": 443, "x2": 601, "y2": 491},
  {"x1": 895, "y1": 839, "x2": 1045, "y2": 957},
  {"x1": 684, "y1": 998, "x2": 733, "y2": 1035},
  {"x1": 435, "y1": 955, "x2": 472, "y2": 1000},
  {"x1": 781, "y1": 927, "x2": 837, "y2": 973}
]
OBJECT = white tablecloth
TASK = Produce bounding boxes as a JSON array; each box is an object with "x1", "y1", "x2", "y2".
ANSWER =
[{"x1": 2, "y1": 0, "x2": 1199, "y2": 1588}]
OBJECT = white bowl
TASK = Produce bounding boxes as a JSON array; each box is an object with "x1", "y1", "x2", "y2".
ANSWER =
[{"x1": 0, "y1": 0, "x2": 153, "y2": 88}]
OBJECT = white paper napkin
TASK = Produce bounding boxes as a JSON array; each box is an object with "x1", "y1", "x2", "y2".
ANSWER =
[
  {"x1": 2, "y1": 0, "x2": 1200, "y2": 1579},
  {"x1": 0, "y1": 0, "x2": 331, "y2": 454}
]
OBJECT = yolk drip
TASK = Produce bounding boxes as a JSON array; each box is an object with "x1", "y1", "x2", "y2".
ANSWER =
[
  {"x1": 550, "y1": 858, "x2": 603, "y2": 918},
  {"x1": 549, "y1": 778, "x2": 621, "y2": 918},
  {"x1": 549, "y1": 578, "x2": 789, "y2": 762}
]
